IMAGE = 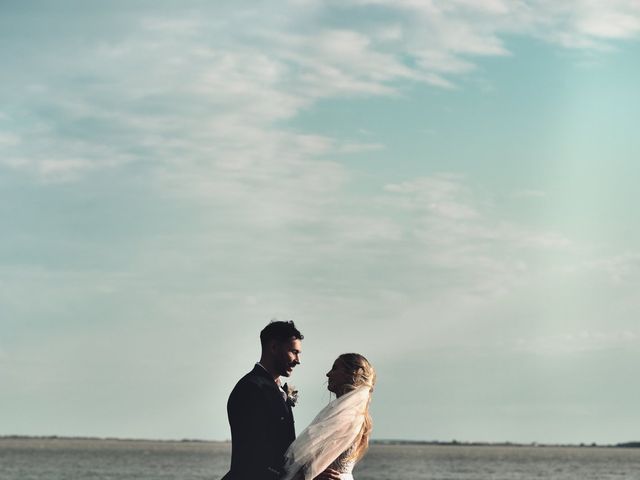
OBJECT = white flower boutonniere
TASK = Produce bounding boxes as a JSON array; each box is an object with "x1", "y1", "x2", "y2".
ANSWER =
[{"x1": 282, "y1": 383, "x2": 299, "y2": 407}]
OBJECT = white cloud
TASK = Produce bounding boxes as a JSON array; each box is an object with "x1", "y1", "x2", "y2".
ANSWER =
[
  {"x1": 548, "y1": 0, "x2": 640, "y2": 39},
  {"x1": 2, "y1": 1, "x2": 637, "y2": 349},
  {"x1": 574, "y1": 253, "x2": 640, "y2": 284},
  {"x1": 370, "y1": 173, "x2": 577, "y2": 305},
  {"x1": 515, "y1": 329, "x2": 640, "y2": 355},
  {"x1": 3, "y1": 2, "x2": 640, "y2": 442},
  {"x1": 384, "y1": 175, "x2": 481, "y2": 220},
  {"x1": 0, "y1": 133, "x2": 20, "y2": 147},
  {"x1": 5, "y1": 1, "x2": 640, "y2": 184}
]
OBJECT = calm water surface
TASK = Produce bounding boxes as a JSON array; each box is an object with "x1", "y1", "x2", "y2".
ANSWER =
[{"x1": 1, "y1": 438, "x2": 639, "y2": 480}]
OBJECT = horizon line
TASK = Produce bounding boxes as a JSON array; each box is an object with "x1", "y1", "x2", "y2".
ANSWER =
[{"x1": 1, "y1": 434, "x2": 638, "y2": 448}]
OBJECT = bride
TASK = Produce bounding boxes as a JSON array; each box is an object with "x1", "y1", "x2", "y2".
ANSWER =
[{"x1": 281, "y1": 353, "x2": 376, "y2": 480}]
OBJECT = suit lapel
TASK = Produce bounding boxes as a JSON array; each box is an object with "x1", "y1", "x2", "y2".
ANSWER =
[
  {"x1": 250, "y1": 365, "x2": 295, "y2": 439},
  {"x1": 251, "y1": 364, "x2": 290, "y2": 415}
]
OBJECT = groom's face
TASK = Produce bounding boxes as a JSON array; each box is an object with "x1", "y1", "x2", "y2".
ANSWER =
[{"x1": 272, "y1": 337, "x2": 302, "y2": 377}]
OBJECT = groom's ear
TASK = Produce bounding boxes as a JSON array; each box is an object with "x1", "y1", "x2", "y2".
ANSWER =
[{"x1": 268, "y1": 339, "x2": 279, "y2": 354}]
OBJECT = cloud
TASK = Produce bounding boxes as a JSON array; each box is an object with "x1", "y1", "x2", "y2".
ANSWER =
[
  {"x1": 515, "y1": 329, "x2": 640, "y2": 355},
  {"x1": 385, "y1": 175, "x2": 481, "y2": 220},
  {"x1": 367, "y1": 174, "x2": 571, "y2": 303},
  {"x1": 0, "y1": 132, "x2": 20, "y2": 147},
  {"x1": 353, "y1": 0, "x2": 640, "y2": 48},
  {"x1": 2, "y1": 3, "x2": 633, "y2": 338},
  {"x1": 572, "y1": 253, "x2": 640, "y2": 284},
  {"x1": 543, "y1": 0, "x2": 640, "y2": 40},
  {"x1": 4, "y1": 1, "x2": 640, "y2": 184},
  {"x1": 3, "y1": 1, "x2": 640, "y2": 442}
]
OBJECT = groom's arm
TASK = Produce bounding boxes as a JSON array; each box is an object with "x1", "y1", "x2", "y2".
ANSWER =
[{"x1": 228, "y1": 380, "x2": 278, "y2": 480}]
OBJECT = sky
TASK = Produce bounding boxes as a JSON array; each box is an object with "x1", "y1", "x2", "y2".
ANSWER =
[{"x1": 1, "y1": 0, "x2": 640, "y2": 445}]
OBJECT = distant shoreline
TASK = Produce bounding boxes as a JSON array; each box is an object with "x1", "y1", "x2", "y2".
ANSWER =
[
  {"x1": 371, "y1": 439, "x2": 640, "y2": 449},
  {"x1": 1, "y1": 435, "x2": 638, "y2": 449}
]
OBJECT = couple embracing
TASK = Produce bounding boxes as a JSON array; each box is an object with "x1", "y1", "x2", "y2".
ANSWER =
[{"x1": 223, "y1": 320, "x2": 376, "y2": 480}]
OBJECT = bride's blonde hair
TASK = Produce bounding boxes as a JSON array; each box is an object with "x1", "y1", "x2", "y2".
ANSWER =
[{"x1": 336, "y1": 353, "x2": 376, "y2": 462}]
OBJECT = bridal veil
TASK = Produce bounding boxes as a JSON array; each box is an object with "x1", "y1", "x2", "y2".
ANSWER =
[{"x1": 281, "y1": 386, "x2": 371, "y2": 480}]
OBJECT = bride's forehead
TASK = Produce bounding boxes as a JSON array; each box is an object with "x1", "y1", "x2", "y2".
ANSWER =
[{"x1": 332, "y1": 358, "x2": 346, "y2": 369}]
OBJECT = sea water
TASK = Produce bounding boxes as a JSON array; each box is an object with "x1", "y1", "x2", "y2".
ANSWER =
[{"x1": 1, "y1": 438, "x2": 639, "y2": 480}]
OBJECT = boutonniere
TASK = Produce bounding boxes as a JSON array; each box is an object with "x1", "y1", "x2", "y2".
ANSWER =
[{"x1": 282, "y1": 383, "x2": 299, "y2": 407}]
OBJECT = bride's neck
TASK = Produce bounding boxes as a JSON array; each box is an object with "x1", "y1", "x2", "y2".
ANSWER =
[{"x1": 335, "y1": 385, "x2": 353, "y2": 397}]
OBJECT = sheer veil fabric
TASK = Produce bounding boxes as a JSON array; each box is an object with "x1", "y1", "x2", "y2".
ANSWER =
[{"x1": 281, "y1": 387, "x2": 371, "y2": 480}]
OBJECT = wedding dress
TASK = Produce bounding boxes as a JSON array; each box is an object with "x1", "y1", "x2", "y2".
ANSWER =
[
  {"x1": 281, "y1": 387, "x2": 370, "y2": 480},
  {"x1": 327, "y1": 444, "x2": 357, "y2": 479}
]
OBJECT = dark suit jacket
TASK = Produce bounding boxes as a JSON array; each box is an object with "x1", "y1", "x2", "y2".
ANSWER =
[{"x1": 223, "y1": 365, "x2": 295, "y2": 480}]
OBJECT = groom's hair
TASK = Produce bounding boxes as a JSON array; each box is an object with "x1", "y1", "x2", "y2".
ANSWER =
[{"x1": 260, "y1": 320, "x2": 303, "y2": 347}]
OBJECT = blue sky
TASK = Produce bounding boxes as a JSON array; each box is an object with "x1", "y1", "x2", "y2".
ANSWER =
[{"x1": 2, "y1": 1, "x2": 640, "y2": 444}]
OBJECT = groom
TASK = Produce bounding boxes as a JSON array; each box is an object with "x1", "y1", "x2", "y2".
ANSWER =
[{"x1": 223, "y1": 320, "x2": 303, "y2": 480}]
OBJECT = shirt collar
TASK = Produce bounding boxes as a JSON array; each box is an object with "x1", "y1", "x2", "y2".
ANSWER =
[{"x1": 256, "y1": 362, "x2": 285, "y2": 391}]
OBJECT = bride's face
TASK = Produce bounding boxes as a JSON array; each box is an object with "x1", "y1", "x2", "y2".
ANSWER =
[{"x1": 326, "y1": 358, "x2": 352, "y2": 395}]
